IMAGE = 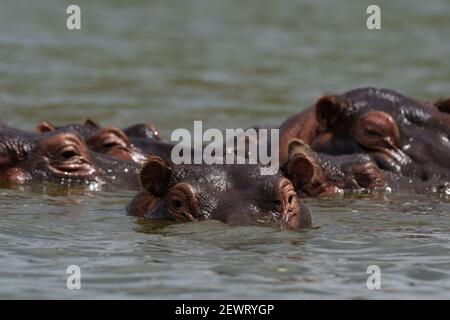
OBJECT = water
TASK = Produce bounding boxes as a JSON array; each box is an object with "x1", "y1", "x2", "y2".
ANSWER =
[{"x1": 0, "y1": 0, "x2": 449, "y2": 299}]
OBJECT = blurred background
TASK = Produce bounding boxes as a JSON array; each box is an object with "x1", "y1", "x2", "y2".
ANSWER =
[{"x1": 1, "y1": 0, "x2": 449, "y2": 136}]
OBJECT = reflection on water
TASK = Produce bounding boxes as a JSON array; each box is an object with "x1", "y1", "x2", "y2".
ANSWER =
[{"x1": 0, "y1": 0, "x2": 449, "y2": 299}]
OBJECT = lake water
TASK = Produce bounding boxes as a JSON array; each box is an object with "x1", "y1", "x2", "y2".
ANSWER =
[{"x1": 0, "y1": 0, "x2": 449, "y2": 299}]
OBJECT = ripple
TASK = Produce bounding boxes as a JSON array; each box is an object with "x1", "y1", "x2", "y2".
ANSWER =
[{"x1": 1, "y1": 0, "x2": 450, "y2": 299}]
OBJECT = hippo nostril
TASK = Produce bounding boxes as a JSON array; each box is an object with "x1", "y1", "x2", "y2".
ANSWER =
[
  {"x1": 173, "y1": 200, "x2": 183, "y2": 209},
  {"x1": 365, "y1": 128, "x2": 383, "y2": 138},
  {"x1": 288, "y1": 194, "x2": 294, "y2": 205}
]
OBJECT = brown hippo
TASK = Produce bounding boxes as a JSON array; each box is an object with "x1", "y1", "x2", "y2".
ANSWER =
[
  {"x1": 281, "y1": 139, "x2": 385, "y2": 197},
  {"x1": 36, "y1": 119, "x2": 195, "y2": 165},
  {"x1": 280, "y1": 88, "x2": 450, "y2": 182},
  {"x1": 282, "y1": 138, "x2": 450, "y2": 196},
  {"x1": 36, "y1": 119, "x2": 156, "y2": 165},
  {"x1": 126, "y1": 155, "x2": 313, "y2": 231},
  {"x1": 0, "y1": 124, "x2": 140, "y2": 189}
]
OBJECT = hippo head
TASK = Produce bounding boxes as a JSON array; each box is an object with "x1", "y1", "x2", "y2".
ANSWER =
[
  {"x1": 282, "y1": 139, "x2": 384, "y2": 197},
  {"x1": 310, "y1": 87, "x2": 450, "y2": 181},
  {"x1": 127, "y1": 156, "x2": 312, "y2": 231},
  {"x1": 37, "y1": 119, "x2": 148, "y2": 165},
  {"x1": 0, "y1": 124, "x2": 139, "y2": 187}
]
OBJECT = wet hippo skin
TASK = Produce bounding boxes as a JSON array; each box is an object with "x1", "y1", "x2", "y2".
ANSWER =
[
  {"x1": 280, "y1": 88, "x2": 450, "y2": 183},
  {"x1": 36, "y1": 119, "x2": 161, "y2": 165},
  {"x1": 0, "y1": 124, "x2": 140, "y2": 189},
  {"x1": 281, "y1": 139, "x2": 385, "y2": 197},
  {"x1": 282, "y1": 138, "x2": 450, "y2": 196},
  {"x1": 127, "y1": 155, "x2": 313, "y2": 231}
]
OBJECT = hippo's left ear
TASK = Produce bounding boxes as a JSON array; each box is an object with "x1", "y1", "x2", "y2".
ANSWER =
[
  {"x1": 140, "y1": 156, "x2": 172, "y2": 197},
  {"x1": 434, "y1": 98, "x2": 450, "y2": 113},
  {"x1": 36, "y1": 121, "x2": 56, "y2": 133},
  {"x1": 84, "y1": 118, "x2": 101, "y2": 129},
  {"x1": 282, "y1": 139, "x2": 321, "y2": 190},
  {"x1": 315, "y1": 95, "x2": 343, "y2": 129}
]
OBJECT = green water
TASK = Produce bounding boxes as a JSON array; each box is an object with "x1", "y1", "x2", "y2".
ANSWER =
[{"x1": 0, "y1": 0, "x2": 449, "y2": 299}]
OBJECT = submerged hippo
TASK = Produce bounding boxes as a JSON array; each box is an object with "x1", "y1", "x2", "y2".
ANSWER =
[
  {"x1": 280, "y1": 88, "x2": 450, "y2": 182},
  {"x1": 36, "y1": 119, "x2": 160, "y2": 164},
  {"x1": 126, "y1": 155, "x2": 313, "y2": 231},
  {"x1": 0, "y1": 124, "x2": 140, "y2": 189},
  {"x1": 281, "y1": 139, "x2": 384, "y2": 197},
  {"x1": 282, "y1": 138, "x2": 450, "y2": 196}
]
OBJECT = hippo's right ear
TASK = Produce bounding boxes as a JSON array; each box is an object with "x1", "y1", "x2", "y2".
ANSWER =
[
  {"x1": 315, "y1": 95, "x2": 343, "y2": 129},
  {"x1": 140, "y1": 156, "x2": 172, "y2": 197},
  {"x1": 36, "y1": 121, "x2": 56, "y2": 133},
  {"x1": 282, "y1": 139, "x2": 321, "y2": 190},
  {"x1": 434, "y1": 98, "x2": 450, "y2": 113}
]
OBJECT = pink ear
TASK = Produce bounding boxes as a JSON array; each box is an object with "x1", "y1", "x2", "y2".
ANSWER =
[
  {"x1": 140, "y1": 156, "x2": 172, "y2": 196},
  {"x1": 435, "y1": 98, "x2": 450, "y2": 113},
  {"x1": 36, "y1": 121, "x2": 55, "y2": 133},
  {"x1": 315, "y1": 95, "x2": 342, "y2": 129}
]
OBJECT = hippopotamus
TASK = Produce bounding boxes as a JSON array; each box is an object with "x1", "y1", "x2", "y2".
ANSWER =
[
  {"x1": 280, "y1": 88, "x2": 450, "y2": 182},
  {"x1": 281, "y1": 139, "x2": 385, "y2": 197},
  {"x1": 36, "y1": 119, "x2": 158, "y2": 164},
  {"x1": 126, "y1": 155, "x2": 313, "y2": 231},
  {"x1": 0, "y1": 124, "x2": 140, "y2": 189},
  {"x1": 282, "y1": 138, "x2": 450, "y2": 196}
]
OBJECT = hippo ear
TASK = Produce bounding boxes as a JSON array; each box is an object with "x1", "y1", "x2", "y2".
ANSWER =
[
  {"x1": 36, "y1": 121, "x2": 56, "y2": 133},
  {"x1": 434, "y1": 99, "x2": 450, "y2": 113},
  {"x1": 140, "y1": 156, "x2": 172, "y2": 197},
  {"x1": 315, "y1": 95, "x2": 343, "y2": 129},
  {"x1": 84, "y1": 118, "x2": 101, "y2": 129},
  {"x1": 283, "y1": 139, "x2": 318, "y2": 189}
]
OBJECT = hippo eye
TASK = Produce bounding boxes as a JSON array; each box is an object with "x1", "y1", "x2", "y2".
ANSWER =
[
  {"x1": 99, "y1": 135, "x2": 125, "y2": 149},
  {"x1": 364, "y1": 127, "x2": 383, "y2": 138},
  {"x1": 42, "y1": 133, "x2": 92, "y2": 169},
  {"x1": 354, "y1": 111, "x2": 401, "y2": 149},
  {"x1": 60, "y1": 147, "x2": 79, "y2": 160},
  {"x1": 86, "y1": 129, "x2": 130, "y2": 154},
  {"x1": 101, "y1": 140, "x2": 120, "y2": 149}
]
